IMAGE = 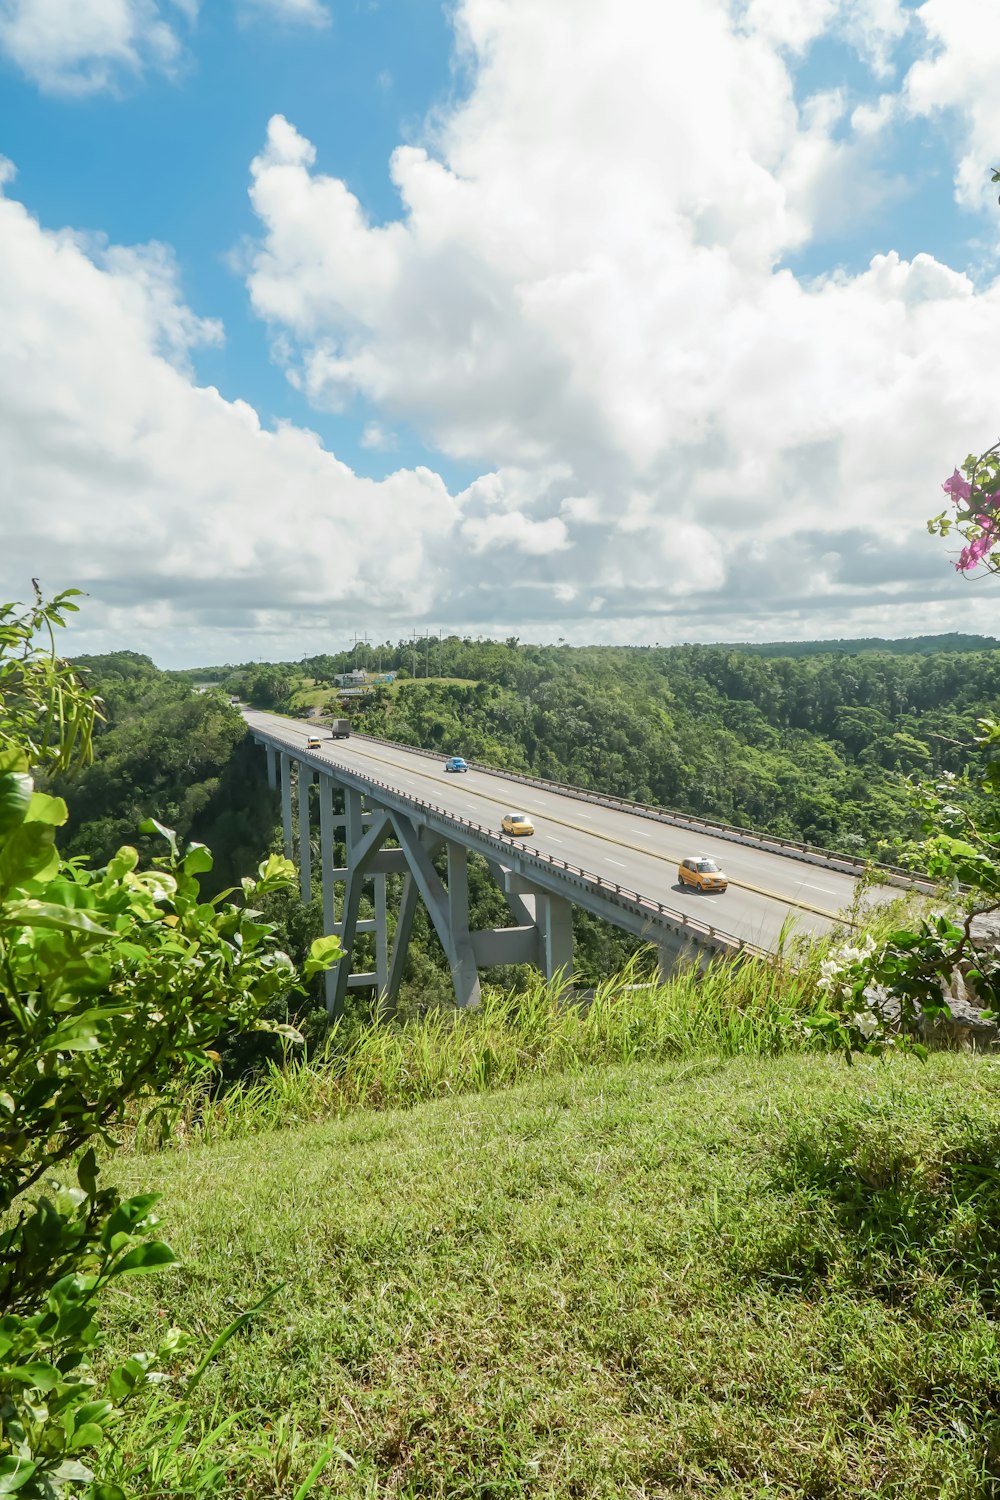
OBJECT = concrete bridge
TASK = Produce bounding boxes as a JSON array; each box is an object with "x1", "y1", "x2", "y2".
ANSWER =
[{"x1": 246, "y1": 709, "x2": 906, "y2": 1012}]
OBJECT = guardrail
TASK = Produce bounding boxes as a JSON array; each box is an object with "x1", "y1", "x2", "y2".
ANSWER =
[
  {"x1": 253, "y1": 724, "x2": 776, "y2": 960},
  {"x1": 317, "y1": 726, "x2": 926, "y2": 890}
]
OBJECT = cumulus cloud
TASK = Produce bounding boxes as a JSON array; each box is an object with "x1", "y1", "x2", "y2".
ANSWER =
[
  {"x1": 0, "y1": 174, "x2": 467, "y2": 662},
  {"x1": 904, "y1": 0, "x2": 1000, "y2": 212},
  {"x1": 241, "y1": 0, "x2": 1000, "y2": 645},
  {"x1": 0, "y1": 0, "x2": 191, "y2": 92}
]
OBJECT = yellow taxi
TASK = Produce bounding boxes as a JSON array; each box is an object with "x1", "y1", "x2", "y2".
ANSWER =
[
  {"x1": 501, "y1": 811, "x2": 535, "y2": 837},
  {"x1": 306, "y1": 736, "x2": 322, "y2": 750},
  {"x1": 678, "y1": 854, "x2": 728, "y2": 893}
]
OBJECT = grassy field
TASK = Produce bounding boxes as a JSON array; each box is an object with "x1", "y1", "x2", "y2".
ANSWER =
[
  {"x1": 104, "y1": 1041, "x2": 1000, "y2": 1498},
  {"x1": 287, "y1": 678, "x2": 478, "y2": 714}
]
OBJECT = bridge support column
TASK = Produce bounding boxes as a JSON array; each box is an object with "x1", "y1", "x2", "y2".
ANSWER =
[
  {"x1": 386, "y1": 874, "x2": 418, "y2": 1009},
  {"x1": 374, "y1": 875, "x2": 389, "y2": 997},
  {"x1": 298, "y1": 767, "x2": 312, "y2": 902},
  {"x1": 391, "y1": 815, "x2": 482, "y2": 1009},
  {"x1": 332, "y1": 793, "x2": 391, "y2": 1015},
  {"x1": 265, "y1": 744, "x2": 277, "y2": 791},
  {"x1": 540, "y1": 892, "x2": 574, "y2": 983},
  {"x1": 317, "y1": 772, "x2": 338, "y2": 1013},
  {"x1": 447, "y1": 842, "x2": 481, "y2": 1010},
  {"x1": 279, "y1": 752, "x2": 294, "y2": 859}
]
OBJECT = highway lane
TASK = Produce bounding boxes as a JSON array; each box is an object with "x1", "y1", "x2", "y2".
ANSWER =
[{"x1": 245, "y1": 709, "x2": 875, "y2": 949}]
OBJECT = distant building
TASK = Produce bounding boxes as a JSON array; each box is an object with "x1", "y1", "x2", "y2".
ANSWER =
[{"x1": 333, "y1": 669, "x2": 367, "y2": 687}]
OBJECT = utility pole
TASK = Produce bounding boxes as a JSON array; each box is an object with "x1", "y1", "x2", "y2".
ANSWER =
[{"x1": 410, "y1": 628, "x2": 417, "y2": 679}]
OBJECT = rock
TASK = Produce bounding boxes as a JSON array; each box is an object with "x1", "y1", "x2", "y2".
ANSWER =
[{"x1": 863, "y1": 981, "x2": 1000, "y2": 1052}]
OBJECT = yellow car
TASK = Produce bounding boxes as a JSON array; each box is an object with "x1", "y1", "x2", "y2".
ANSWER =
[
  {"x1": 306, "y1": 736, "x2": 322, "y2": 750},
  {"x1": 678, "y1": 855, "x2": 728, "y2": 893},
  {"x1": 501, "y1": 811, "x2": 535, "y2": 837}
]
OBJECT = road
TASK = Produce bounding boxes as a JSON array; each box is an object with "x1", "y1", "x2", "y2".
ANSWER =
[{"x1": 244, "y1": 709, "x2": 874, "y2": 951}]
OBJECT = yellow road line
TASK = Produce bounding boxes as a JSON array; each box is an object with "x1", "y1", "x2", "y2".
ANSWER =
[{"x1": 260, "y1": 716, "x2": 849, "y2": 924}]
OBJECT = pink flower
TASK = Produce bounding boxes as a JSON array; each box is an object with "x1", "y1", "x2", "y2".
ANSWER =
[
  {"x1": 956, "y1": 532, "x2": 996, "y2": 571},
  {"x1": 943, "y1": 468, "x2": 973, "y2": 504}
]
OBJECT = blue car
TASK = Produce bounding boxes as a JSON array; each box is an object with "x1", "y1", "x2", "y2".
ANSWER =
[{"x1": 445, "y1": 756, "x2": 469, "y2": 773}]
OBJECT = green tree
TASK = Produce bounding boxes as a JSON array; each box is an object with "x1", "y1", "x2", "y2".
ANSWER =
[{"x1": 0, "y1": 591, "x2": 340, "y2": 1497}]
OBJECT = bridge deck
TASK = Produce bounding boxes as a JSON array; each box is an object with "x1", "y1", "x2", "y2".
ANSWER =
[{"x1": 245, "y1": 709, "x2": 871, "y2": 952}]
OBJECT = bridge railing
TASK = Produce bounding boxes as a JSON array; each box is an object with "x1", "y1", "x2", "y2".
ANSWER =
[
  {"x1": 254, "y1": 725, "x2": 778, "y2": 960},
  {"x1": 344, "y1": 728, "x2": 925, "y2": 889}
]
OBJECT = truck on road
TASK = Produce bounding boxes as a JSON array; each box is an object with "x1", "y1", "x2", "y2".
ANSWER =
[{"x1": 330, "y1": 718, "x2": 351, "y2": 739}]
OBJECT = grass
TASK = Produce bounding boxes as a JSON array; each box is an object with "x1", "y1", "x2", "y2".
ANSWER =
[
  {"x1": 286, "y1": 678, "x2": 478, "y2": 714},
  {"x1": 104, "y1": 1032, "x2": 1000, "y2": 1496},
  {"x1": 165, "y1": 950, "x2": 830, "y2": 1143}
]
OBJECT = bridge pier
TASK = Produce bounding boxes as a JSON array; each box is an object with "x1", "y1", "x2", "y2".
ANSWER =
[
  {"x1": 298, "y1": 766, "x2": 312, "y2": 902},
  {"x1": 280, "y1": 752, "x2": 294, "y2": 860}
]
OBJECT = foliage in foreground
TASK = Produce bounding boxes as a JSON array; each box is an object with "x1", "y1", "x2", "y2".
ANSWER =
[
  {"x1": 105, "y1": 1052, "x2": 1000, "y2": 1498},
  {"x1": 0, "y1": 592, "x2": 340, "y2": 1498}
]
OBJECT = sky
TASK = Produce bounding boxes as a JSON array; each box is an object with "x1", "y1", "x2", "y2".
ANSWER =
[{"x1": 1, "y1": 0, "x2": 999, "y2": 667}]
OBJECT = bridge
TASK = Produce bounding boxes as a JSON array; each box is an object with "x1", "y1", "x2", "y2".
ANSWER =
[{"x1": 246, "y1": 708, "x2": 906, "y2": 1013}]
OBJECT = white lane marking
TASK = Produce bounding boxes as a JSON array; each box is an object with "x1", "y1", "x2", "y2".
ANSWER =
[
  {"x1": 637, "y1": 830, "x2": 653, "y2": 837},
  {"x1": 801, "y1": 882, "x2": 837, "y2": 894},
  {"x1": 606, "y1": 858, "x2": 627, "y2": 867},
  {"x1": 548, "y1": 836, "x2": 564, "y2": 844},
  {"x1": 576, "y1": 813, "x2": 592, "y2": 820}
]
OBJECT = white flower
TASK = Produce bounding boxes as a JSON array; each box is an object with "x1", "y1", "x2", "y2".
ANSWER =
[{"x1": 852, "y1": 1011, "x2": 879, "y2": 1039}]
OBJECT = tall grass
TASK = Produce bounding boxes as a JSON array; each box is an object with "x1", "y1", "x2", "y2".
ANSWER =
[{"x1": 164, "y1": 937, "x2": 834, "y2": 1145}]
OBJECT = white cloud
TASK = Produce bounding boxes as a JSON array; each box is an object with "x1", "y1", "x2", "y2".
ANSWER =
[
  {"x1": 359, "y1": 421, "x2": 395, "y2": 450},
  {"x1": 461, "y1": 511, "x2": 570, "y2": 557},
  {"x1": 904, "y1": 0, "x2": 1000, "y2": 211},
  {"x1": 0, "y1": 175, "x2": 468, "y2": 663},
  {"x1": 0, "y1": 0, "x2": 190, "y2": 92},
  {"x1": 240, "y1": 0, "x2": 1000, "y2": 645}
]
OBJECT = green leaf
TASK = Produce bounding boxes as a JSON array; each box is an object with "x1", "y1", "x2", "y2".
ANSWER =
[
  {"x1": 0, "y1": 1361, "x2": 63, "y2": 1389},
  {"x1": 0, "y1": 821, "x2": 59, "y2": 891},
  {"x1": 183, "y1": 842, "x2": 213, "y2": 875},
  {"x1": 0, "y1": 747, "x2": 28, "y2": 775},
  {"x1": 254, "y1": 1021, "x2": 305, "y2": 1044},
  {"x1": 138, "y1": 817, "x2": 178, "y2": 857},
  {"x1": 24, "y1": 789, "x2": 68, "y2": 827},
  {"x1": 107, "y1": 1240, "x2": 178, "y2": 1277},
  {"x1": 77, "y1": 1147, "x2": 98, "y2": 1198},
  {"x1": 101, "y1": 1195, "x2": 162, "y2": 1248},
  {"x1": 256, "y1": 853, "x2": 296, "y2": 887},
  {"x1": 0, "y1": 771, "x2": 31, "y2": 837},
  {"x1": 304, "y1": 933, "x2": 343, "y2": 977},
  {"x1": 0, "y1": 900, "x2": 114, "y2": 936},
  {"x1": 0, "y1": 1456, "x2": 38, "y2": 1494}
]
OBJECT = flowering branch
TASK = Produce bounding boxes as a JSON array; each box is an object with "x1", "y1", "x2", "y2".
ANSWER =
[{"x1": 930, "y1": 438, "x2": 1000, "y2": 573}]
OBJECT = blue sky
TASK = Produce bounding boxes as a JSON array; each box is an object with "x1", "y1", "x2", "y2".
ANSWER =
[{"x1": 0, "y1": 0, "x2": 998, "y2": 666}]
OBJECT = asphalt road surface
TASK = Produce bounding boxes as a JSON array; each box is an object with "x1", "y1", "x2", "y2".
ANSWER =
[{"x1": 245, "y1": 709, "x2": 881, "y2": 951}]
